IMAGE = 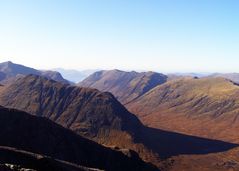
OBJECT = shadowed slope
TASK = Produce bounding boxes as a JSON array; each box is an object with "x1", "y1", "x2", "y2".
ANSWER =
[
  {"x1": 0, "y1": 146, "x2": 100, "y2": 171},
  {"x1": 78, "y1": 70, "x2": 167, "y2": 104},
  {"x1": 0, "y1": 106, "x2": 156, "y2": 171},
  {"x1": 137, "y1": 127, "x2": 238, "y2": 159}
]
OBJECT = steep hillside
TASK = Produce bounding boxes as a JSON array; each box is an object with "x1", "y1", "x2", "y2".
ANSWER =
[
  {"x1": 0, "y1": 106, "x2": 155, "y2": 171},
  {"x1": 0, "y1": 61, "x2": 69, "y2": 84},
  {"x1": 0, "y1": 75, "x2": 237, "y2": 170},
  {"x1": 127, "y1": 77, "x2": 239, "y2": 143},
  {"x1": 0, "y1": 75, "x2": 141, "y2": 139},
  {"x1": 78, "y1": 70, "x2": 167, "y2": 104}
]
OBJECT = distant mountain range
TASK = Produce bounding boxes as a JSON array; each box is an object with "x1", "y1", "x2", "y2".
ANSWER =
[{"x1": 1, "y1": 60, "x2": 239, "y2": 85}]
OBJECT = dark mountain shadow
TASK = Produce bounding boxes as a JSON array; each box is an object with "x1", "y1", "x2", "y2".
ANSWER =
[
  {"x1": 0, "y1": 106, "x2": 157, "y2": 171},
  {"x1": 0, "y1": 146, "x2": 89, "y2": 171},
  {"x1": 135, "y1": 126, "x2": 238, "y2": 159}
]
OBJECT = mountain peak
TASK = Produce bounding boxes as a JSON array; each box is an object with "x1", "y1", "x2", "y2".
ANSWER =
[
  {"x1": 4, "y1": 61, "x2": 13, "y2": 65},
  {"x1": 78, "y1": 70, "x2": 167, "y2": 104},
  {"x1": 0, "y1": 61, "x2": 69, "y2": 84}
]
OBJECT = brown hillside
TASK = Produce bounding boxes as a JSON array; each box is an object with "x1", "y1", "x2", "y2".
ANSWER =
[
  {"x1": 0, "y1": 75, "x2": 141, "y2": 139},
  {"x1": 127, "y1": 77, "x2": 239, "y2": 143}
]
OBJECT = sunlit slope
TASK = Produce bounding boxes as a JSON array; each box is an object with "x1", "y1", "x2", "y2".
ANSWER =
[{"x1": 127, "y1": 77, "x2": 239, "y2": 143}]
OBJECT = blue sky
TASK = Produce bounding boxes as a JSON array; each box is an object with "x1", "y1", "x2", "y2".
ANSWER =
[{"x1": 0, "y1": 0, "x2": 238, "y2": 72}]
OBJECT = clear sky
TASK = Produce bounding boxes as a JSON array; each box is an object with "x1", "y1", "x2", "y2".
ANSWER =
[{"x1": 0, "y1": 0, "x2": 238, "y2": 73}]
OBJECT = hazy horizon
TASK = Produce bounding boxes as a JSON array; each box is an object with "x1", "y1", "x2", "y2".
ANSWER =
[
  {"x1": 1, "y1": 60, "x2": 239, "y2": 76},
  {"x1": 0, "y1": 0, "x2": 238, "y2": 73}
]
